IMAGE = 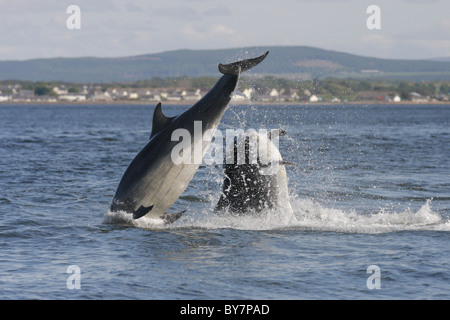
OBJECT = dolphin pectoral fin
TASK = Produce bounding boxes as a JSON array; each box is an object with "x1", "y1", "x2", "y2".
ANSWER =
[
  {"x1": 160, "y1": 210, "x2": 186, "y2": 224},
  {"x1": 133, "y1": 204, "x2": 154, "y2": 219},
  {"x1": 280, "y1": 161, "x2": 298, "y2": 166},
  {"x1": 150, "y1": 103, "x2": 175, "y2": 139},
  {"x1": 267, "y1": 128, "x2": 287, "y2": 140},
  {"x1": 218, "y1": 51, "x2": 269, "y2": 75}
]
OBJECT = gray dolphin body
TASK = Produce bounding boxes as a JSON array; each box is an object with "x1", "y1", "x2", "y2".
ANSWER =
[
  {"x1": 215, "y1": 129, "x2": 293, "y2": 214},
  {"x1": 110, "y1": 51, "x2": 269, "y2": 223}
]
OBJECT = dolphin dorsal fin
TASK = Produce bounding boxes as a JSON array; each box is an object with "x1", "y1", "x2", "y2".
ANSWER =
[{"x1": 150, "y1": 103, "x2": 174, "y2": 139}]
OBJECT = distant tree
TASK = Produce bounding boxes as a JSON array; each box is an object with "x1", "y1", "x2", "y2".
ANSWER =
[
  {"x1": 311, "y1": 78, "x2": 322, "y2": 94},
  {"x1": 34, "y1": 83, "x2": 53, "y2": 96},
  {"x1": 397, "y1": 82, "x2": 410, "y2": 100},
  {"x1": 22, "y1": 83, "x2": 34, "y2": 90},
  {"x1": 68, "y1": 86, "x2": 80, "y2": 93},
  {"x1": 439, "y1": 83, "x2": 450, "y2": 95},
  {"x1": 354, "y1": 80, "x2": 372, "y2": 91}
]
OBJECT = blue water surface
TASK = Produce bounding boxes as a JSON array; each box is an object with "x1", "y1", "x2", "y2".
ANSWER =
[{"x1": 0, "y1": 103, "x2": 449, "y2": 299}]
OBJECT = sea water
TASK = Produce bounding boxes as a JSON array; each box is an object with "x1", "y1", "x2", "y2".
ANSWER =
[{"x1": 0, "y1": 104, "x2": 448, "y2": 299}]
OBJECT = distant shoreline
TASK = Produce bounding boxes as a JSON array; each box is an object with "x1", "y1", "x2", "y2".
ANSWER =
[{"x1": 1, "y1": 100, "x2": 449, "y2": 106}]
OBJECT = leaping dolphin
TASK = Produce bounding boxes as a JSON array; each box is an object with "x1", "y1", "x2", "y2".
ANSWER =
[
  {"x1": 215, "y1": 129, "x2": 294, "y2": 214},
  {"x1": 110, "y1": 51, "x2": 269, "y2": 223}
]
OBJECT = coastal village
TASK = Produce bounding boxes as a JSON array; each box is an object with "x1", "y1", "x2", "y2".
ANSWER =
[{"x1": 0, "y1": 81, "x2": 448, "y2": 104}]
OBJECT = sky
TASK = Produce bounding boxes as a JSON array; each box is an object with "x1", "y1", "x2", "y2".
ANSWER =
[{"x1": 0, "y1": 0, "x2": 449, "y2": 61}]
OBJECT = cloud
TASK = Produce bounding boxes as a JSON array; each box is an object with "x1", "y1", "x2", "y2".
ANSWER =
[
  {"x1": 360, "y1": 34, "x2": 395, "y2": 49},
  {"x1": 202, "y1": 4, "x2": 232, "y2": 16},
  {"x1": 0, "y1": 0, "x2": 449, "y2": 60},
  {"x1": 438, "y1": 18, "x2": 450, "y2": 35},
  {"x1": 181, "y1": 24, "x2": 236, "y2": 39},
  {"x1": 0, "y1": 0, "x2": 59, "y2": 13},
  {"x1": 402, "y1": 0, "x2": 443, "y2": 3},
  {"x1": 153, "y1": 5, "x2": 201, "y2": 20},
  {"x1": 176, "y1": 23, "x2": 249, "y2": 51},
  {"x1": 208, "y1": 24, "x2": 235, "y2": 36}
]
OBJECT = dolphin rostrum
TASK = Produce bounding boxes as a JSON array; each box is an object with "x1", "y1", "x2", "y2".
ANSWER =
[{"x1": 110, "y1": 51, "x2": 269, "y2": 223}]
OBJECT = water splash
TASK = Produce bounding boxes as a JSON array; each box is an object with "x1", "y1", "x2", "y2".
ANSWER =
[
  {"x1": 103, "y1": 198, "x2": 449, "y2": 234},
  {"x1": 289, "y1": 198, "x2": 449, "y2": 233},
  {"x1": 102, "y1": 104, "x2": 449, "y2": 234}
]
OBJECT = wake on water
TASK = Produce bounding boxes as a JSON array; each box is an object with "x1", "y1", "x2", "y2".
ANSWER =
[{"x1": 103, "y1": 197, "x2": 450, "y2": 234}]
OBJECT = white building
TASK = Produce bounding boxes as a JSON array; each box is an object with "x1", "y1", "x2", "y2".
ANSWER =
[
  {"x1": 309, "y1": 94, "x2": 319, "y2": 102},
  {"x1": 269, "y1": 88, "x2": 279, "y2": 98},
  {"x1": 52, "y1": 86, "x2": 68, "y2": 95},
  {"x1": 128, "y1": 92, "x2": 139, "y2": 99},
  {"x1": 182, "y1": 89, "x2": 202, "y2": 101},
  {"x1": 230, "y1": 92, "x2": 247, "y2": 103},
  {"x1": 242, "y1": 88, "x2": 254, "y2": 100},
  {"x1": 88, "y1": 91, "x2": 112, "y2": 102},
  {"x1": 58, "y1": 94, "x2": 86, "y2": 102}
]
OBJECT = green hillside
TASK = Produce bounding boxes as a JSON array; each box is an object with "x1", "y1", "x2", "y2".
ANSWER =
[{"x1": 1, "y1": 46, "x2": 450, "y2": 82}]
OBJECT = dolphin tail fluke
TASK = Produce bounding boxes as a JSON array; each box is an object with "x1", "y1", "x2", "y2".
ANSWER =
[
  {"x1": 218, "y1": 51, "x2": 269, "y2": 75},
  {"x1": 161, "y1": 210, "x2": 186, "y2": 224}
]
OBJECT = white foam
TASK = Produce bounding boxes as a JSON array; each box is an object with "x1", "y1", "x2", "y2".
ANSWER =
[
  {"x1": 289, "y1": 198, "x2": 449, "y2": 234},
  {"x1": 103, "y1": 199, "x2": 449, "y2": 234},
  {"x1": 103, "y1": 210, "x2": 166, "y2": 228}
]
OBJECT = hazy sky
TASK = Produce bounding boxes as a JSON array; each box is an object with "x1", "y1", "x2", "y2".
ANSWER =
[{"x1": 0, "y1": 0, "x2": 449, "y2": 60}]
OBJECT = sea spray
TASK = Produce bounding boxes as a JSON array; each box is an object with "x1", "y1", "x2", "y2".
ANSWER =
[{"x1": 104, "y1": 198, "x2": 449, "y2": 234}]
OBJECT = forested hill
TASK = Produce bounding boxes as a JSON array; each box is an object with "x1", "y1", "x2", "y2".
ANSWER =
[{"x1": 1, "y1": 46, "x2": 449, "y2": 82}]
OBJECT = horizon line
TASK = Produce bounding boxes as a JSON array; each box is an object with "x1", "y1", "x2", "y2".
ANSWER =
[{"x1": 1, "y1": 45, "x2": 448, "y2": 63}]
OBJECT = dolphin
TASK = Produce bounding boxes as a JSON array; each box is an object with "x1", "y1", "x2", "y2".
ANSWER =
[
  {"x1": 110, "y1": 51, "x2": 269, "y2": 223},
  {"x1": 215, "y1": 129, "x2": 294, "y2": 214}
]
